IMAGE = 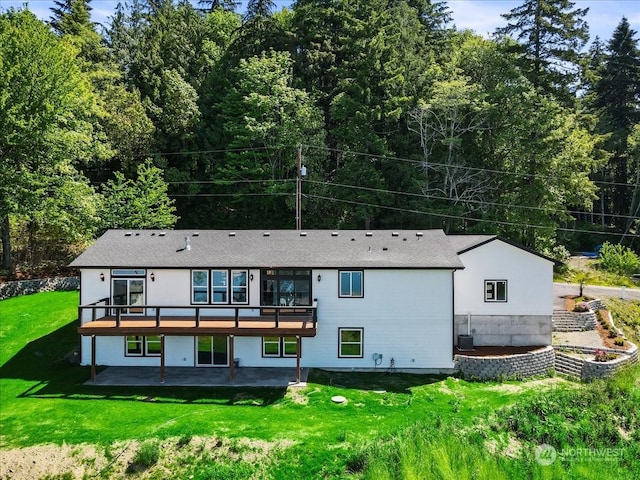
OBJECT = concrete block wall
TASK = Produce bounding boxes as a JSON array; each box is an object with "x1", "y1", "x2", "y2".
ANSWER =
[
  {"x1": 0, "y1": 277, "x2": 79, "y2": 300},
  {"x1": 454, "y1": 346, "x2": 555, "y2": 381},
  {"x1": 553, "y1": 343, "x2": 638, "y2": 382},
  {"x1": 454, "y1": 315, "x2": 552, "y2": 346}
]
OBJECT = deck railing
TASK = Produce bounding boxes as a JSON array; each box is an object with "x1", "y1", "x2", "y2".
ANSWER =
[{"x1": 78, "y1": 298, "x2": 318, "y2": 329}]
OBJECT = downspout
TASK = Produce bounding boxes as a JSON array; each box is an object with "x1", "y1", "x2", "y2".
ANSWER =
[{"x1": 451, "y1": 270, "x2": 455, "y2": 359}]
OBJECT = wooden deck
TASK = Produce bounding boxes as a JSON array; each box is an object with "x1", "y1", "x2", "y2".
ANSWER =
[{"x1": 78, "y1": 315, "x2": 317, "y2": 336}]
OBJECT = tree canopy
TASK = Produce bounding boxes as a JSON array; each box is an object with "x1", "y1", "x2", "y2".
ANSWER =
[{"x1": 1, "y1": 0, "x2": 639, "y2": 272}]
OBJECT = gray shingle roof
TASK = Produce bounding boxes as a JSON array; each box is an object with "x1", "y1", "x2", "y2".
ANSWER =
[
  {"x1": 69, "y1": 229, "x2": 464, "y2": 269},
  {"x1": 446, "y1": 235, "x2": 496, "y2": 254}
]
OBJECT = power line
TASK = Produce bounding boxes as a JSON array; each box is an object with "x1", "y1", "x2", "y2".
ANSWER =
[
  {"x1": 306, "y1": 179, "x2": 640, "y2": 222},
  {"x1": 301, "y1": 144, "x2": 637, "y2": 189},
  {"x1": 305, "y1": 193, "x2": 639, "y2": 239}
]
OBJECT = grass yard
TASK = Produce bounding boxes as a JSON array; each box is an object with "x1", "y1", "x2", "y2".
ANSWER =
[{"x1": 1, "y1": 292, "x2": 638, "y2": 479}]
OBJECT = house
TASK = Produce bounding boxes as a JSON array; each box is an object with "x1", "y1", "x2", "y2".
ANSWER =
[
  {"x1": 70, "y1": 229, "x2": 553, "y2": 382},
  {"x1": 448, "y1": 235, "x2": 554, "y2": 347}
]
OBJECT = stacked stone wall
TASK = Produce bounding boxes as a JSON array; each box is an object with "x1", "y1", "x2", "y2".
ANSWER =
[
  {"x1": 0, "y1": 277, "x2": 79, "y2": 300},
  {"x1": 454, "y1": 346, "x2": 555, "y2": 381}
]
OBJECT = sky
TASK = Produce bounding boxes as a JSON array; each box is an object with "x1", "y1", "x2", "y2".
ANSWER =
[{"x1": 0, "y1": 0, "x2": 638, "y2": 46}]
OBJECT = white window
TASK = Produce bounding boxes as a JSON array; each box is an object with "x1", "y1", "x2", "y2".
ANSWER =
[
  {"x1": 192, "y1": 270, "x2": 209, "y2": 304},
  {"x1": 212, "y1": 270, "x2": 228, "y2": 303},
  {"x1": 125, "y1": 336, "x2": 161, "y2": 356},
  {"x1": 231, "y1": 270, "x2": 248, "y2": 304},
  {"x1": 339, "y1": 271, "x2": 363, "y2": 298},
  {"x1": 338, "y1": 328, "x2": 363, "y2": 358},
  {"x1": 262, "y1": 336, "x2": 298, "y2": 357},
  {"x1": 485, "y1": 280, "x2": 507, "y2": 302}
]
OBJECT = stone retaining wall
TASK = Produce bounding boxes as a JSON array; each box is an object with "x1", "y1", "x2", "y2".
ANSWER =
[
  {"x1": 0, "y1": 277, "x2": 79, "y2": 300},
  {"x1": 454, "y1": 346, "x2": 555, "y2": 381},
  {"x1": 553, "y1": 343, "x2": 638, "y2": 382}
]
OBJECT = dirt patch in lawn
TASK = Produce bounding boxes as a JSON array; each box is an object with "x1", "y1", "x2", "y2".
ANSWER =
[
  {"x1": 0, "y1": 436, "x2": 294, "y2": 480},
  {"x1": 486, "y1": 377, "x2": 570, "y2": 394}
]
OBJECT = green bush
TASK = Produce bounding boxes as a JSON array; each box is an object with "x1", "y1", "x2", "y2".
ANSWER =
[
  {"x1": 131, "y1": 440, "x2": 160, "y2": 470},
  {"x1": 614, "y1": 338, "x2": 625, "y2": 347},
  {"x1": 598, "y1": 242, "x2": 640, "y2": 276}
]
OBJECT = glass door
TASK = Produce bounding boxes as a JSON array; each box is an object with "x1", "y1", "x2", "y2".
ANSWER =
[
  {"x1": 196, "y1": 336, "x2": 228, "y2": 366},
  {"x1": 112, "y1": 279, "x2": 145, "y2": 315}
]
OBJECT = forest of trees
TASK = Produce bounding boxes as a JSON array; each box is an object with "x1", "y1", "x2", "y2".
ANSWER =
[{"x1": 1, "y1": 0, "x2": 639, "y2": 272}]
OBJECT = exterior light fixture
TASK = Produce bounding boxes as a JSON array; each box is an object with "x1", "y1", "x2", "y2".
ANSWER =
[
  {"x1": 250, "y1": 273, "x2": 254, "y2": 281},
  {"x1": 150, "y1": 272, "x2": 155, "y2": 282},
  {"x1": 317, "y1": 274, "x2": 322, "y2": 282},
  {"x1": 100, "y1": 272, "x2": 105, "y2": 282}
]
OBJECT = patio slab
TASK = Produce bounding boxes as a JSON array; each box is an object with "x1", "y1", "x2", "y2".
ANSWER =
[{"x1": 86, "y1": 366, "x2": 308, "y2": 387}]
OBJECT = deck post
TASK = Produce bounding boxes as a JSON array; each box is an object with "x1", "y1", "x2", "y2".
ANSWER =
[
  {"x1": 155, "y1": 308, "x2": 161, "y2": 327},
  {"x1": 275, "y1": 308, "x2": 279, "y2": 328},
  {"x1": 115, "y1": 308, "x2": 121, "y2": 327},
  {"x1": 229, "y1": 335, "x2": 235, "y2": 383},
  {"x1": 296, "y1": 335, "x2": 301, "y2": 383},
  {"x1": 160, "y1": 334, "x2": 165, "y2": 383},
  {"x1": 196, "y1": 307, "x2": 200, "y2": 327},
  {"x1": 234, "y1": 308, "x2": 239, "y2": 328},
  {"x1": 90, "y1": 335, "x2": 96, "y2": 382}
]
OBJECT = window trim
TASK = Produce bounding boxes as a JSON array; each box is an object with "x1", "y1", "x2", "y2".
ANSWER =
[
  {"x1": 338, "y1": 328, "x2": 364, "y2": 358},
  {"x1": 189, "y1": 269, "x2": 250, "y2": 305},
  {"x1": 262, "y1": 336, "x2": 299, "y2": 358},
  {"x1": 125, "y1": 335, "x2": 161, "y2": 357},
  {"x1": 211, "y1": 270, "x2": 229, "y2": 304},
  {"x1": 338, "y1": 270, "x2": 364, "y2": 298},
  {"x1": 231, "y1": 269, "x2": 249, "y2": 305},
  {"x1": 191, "y1": 269, "x2": 210, "y2": 304},
  {"x1": 485, "y1": 279, "x2": 508, "y2": 302}
]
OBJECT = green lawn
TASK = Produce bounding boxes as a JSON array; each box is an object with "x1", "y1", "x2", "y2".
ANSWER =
[{"x1": 1, "y1": 292, "x2": 637, "y2": 479}]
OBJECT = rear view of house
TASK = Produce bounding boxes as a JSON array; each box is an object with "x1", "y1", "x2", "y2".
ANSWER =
[{"x1": 71, "y1": 230, "x2": 465, "y2": 381}]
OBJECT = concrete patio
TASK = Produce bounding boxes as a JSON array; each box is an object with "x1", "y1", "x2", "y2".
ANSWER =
[{"x1": 86, "y1": 366, "x2": 308, "y2": 387}]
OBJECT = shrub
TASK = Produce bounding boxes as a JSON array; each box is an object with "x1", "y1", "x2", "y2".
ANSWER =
[
  {"x1": 598, "y1": 242, "x2": 640, "y2": 276},
  {"x1": 608, "y1": 330, "x2": 618, "y2": 339},
  {"x1": 614, "y1": 338, "x2": 625, "y2": 347},
  {"x1": 594, "y1": 350, "x2": 617, "y2": 362}
]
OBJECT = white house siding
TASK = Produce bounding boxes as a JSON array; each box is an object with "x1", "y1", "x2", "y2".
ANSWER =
[
  {"x1": 80, "y1": 268, "x2": 455, "y2": 371},
  {"x1": 453, "y1": 240, "x2": 553, "y2": 346}
]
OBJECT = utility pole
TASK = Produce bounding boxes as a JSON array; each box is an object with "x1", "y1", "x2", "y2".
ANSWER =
[{"x1": 296, "y1": 145, "x2": 306, "y2": 230}]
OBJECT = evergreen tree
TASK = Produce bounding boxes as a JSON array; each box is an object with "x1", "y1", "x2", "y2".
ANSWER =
[
  {"x1": 495, "y1": 0, "x2": 589, "y2": 103},
  {"x1": 197, "y1": 0, "x2": 238, "y2": 13},
  {"x1": 245, "y1": 0, "x2": 275, "y2": 20},
  {"x1": 594, "y1": 17, "x2": 640, "y2": 229}
]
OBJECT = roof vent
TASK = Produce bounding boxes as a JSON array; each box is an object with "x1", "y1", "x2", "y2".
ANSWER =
[
  {"x1": 365, "y1": 232, "x2": 373, "y2": 237},
  {"x1": 159, "y1": 232, "x2": 166, "y2": 237},
  {"x1": 416, "y1": 232, "x2": 424, "y2": 237},
  {"x1": 124, "y1": 232, "x2": 132, "y2": 236},
  {"x1": 185, "y1": 236, "x2": 191, "y2": 251},
  {"x1": 263, "y1": 232, "x2": 270, "y2": 237},
  {"x1": 151, "y1": 233, "x2": 156, "y2": 236},
  {"x1": 300, "y1": 232, "x2": 307, "y2": 237},
  {"x1": 193, "y1": 232, "x2": 200, "y2": 237},
  {"x1": 383, "y1": 247, "x2": 388, "y2": 251},
  {"x1": 351, "y1": 238, "x2": 355, "y2": 241},
  {"x1": 331, "y1": 232, "x2": 338, "y2": 237},
  {"x1": 229, "y1": 232, "x2": 236, "y2": 237},
  {"x1": 135, "y1": 232, "x2": 140, "y2": 236},
  {"x1": 392, "y1": 232, "x2": 399, "y2": 237}
]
